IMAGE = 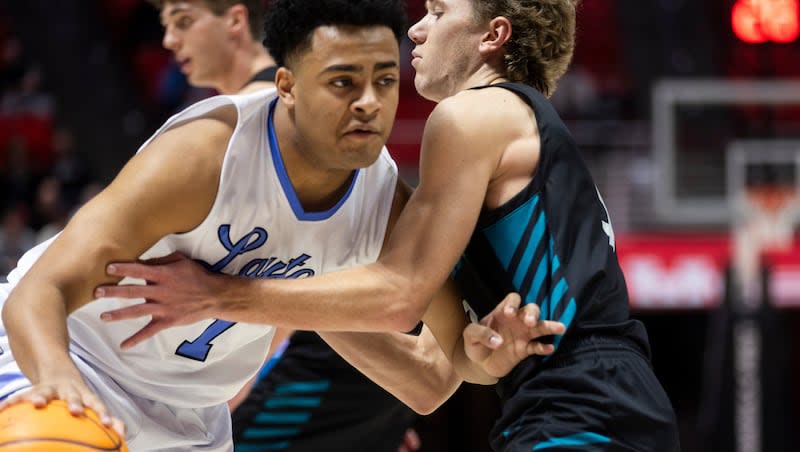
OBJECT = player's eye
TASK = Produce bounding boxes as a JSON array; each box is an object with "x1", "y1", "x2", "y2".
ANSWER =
[
  {"x1": 331, "y1": 78, "x2": 353, "y2": 88},
  {"x1": 377, "y1": 76, "x2": 398, "y2": 87},
  {"x1": 176, "y1": 16, "x2": 193, "y2": 29}
]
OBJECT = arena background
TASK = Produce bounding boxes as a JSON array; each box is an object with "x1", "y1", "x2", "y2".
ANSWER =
[{"x1": 2, "y1": 1, "x2": 800, "y2": 451}]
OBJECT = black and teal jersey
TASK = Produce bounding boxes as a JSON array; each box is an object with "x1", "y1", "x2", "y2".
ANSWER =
[{"x1": 452, "y1": 82, "x2": 650, "y2": 394}]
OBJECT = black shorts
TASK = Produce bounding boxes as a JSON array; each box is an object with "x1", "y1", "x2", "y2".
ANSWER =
[
  {"x1": 491, "y1": 334, "x2": 680, "y2": 452},
  {"x1": 232, "y1": 332, "x2": 417, "y2": 452}
]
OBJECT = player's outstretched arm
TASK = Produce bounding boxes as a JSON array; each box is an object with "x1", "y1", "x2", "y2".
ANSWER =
[
  {"x1": 96, "y1": 96, "x2": 506, "y2": 340},
  {"x1": 319, "y1": 287, "x2": 563, "y2": 413},
  {"x1": 0, "y1": 106, "x2": 236, "y2": 432}
]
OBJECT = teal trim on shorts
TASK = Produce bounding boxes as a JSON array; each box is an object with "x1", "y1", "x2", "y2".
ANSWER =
[
  {"x1": 242, "y1": 427, "x2": 300, "y2": 440},
  {"x1": 235, "y1": 441, "x2": 290, "y2": 451},
  {"x1": 253, "y1": 412, "x2": 311, "y2": 424},
  {"x1": 274, "y1": 380, "x2": 331, "y2": 395},
  {"x1": 264, "y1": 396, "x2": 322, "y2": 409},
  {"x1": 533, "y1": 432, "x2": 611, "y2": 450}
]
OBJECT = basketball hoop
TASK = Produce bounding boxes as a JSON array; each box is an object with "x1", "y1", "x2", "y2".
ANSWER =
[
  {"x1": 745, "y1": 185, "x2": 798, "y2": 251},
  {"x1": 733, "y1": 184, "x2": 799, "y2": 305}
]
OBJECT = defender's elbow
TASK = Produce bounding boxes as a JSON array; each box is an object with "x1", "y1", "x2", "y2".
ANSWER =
[{"x1": 387, "y1": 292, "x2": 429, "y2": 333}]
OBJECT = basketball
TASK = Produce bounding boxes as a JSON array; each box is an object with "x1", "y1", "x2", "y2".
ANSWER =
[{"x1": 0, "y1": 400, "x2": 128, "y2": 451}]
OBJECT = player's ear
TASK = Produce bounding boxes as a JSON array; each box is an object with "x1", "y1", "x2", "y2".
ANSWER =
[
  {"x1": 479, "y1": 16, "x2": 512, "y2": 56},
  {"x1": 226, "y1": 4, "x2": 248, "y2": 36},
  {"x1": 276, "y1": 67, "x2": 296, "y2": 107}
]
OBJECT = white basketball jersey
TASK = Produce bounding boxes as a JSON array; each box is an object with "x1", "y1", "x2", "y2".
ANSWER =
[{"x1": 2, "y1": 89, "x2": 398, "y2": 409}]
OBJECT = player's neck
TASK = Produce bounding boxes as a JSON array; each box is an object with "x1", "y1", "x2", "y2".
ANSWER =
[
  {"x1": 217, "y1": 48, "x2": 277, "y2": 95},
  {"x1": 462, "y1": 66, "x2": 508, "y2": 93},
  {"x1": 271, "y1": 104, "x2": 356, "y2": 211}
]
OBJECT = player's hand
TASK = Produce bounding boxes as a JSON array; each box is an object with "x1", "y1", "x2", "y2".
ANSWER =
[
  {"x1": 94, "y1": 252, "x2": 229, "y2": 349},
  {"x1": 462, "y1": 293, "x2": 565, "y2": 378},
  {"x1": 0, "y1": 375, "x2": 125, "y2": 437},
  {"x1": 397, "y1": 427, "x2": 421, "y2": 452}
]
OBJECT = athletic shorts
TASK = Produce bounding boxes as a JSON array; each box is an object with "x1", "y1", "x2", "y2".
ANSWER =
[{"x1": 491, "y1": 334, "x2": 680, "y2": 452}]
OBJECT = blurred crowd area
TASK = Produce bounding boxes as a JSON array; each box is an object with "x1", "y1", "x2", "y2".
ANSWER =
[
  {"x1": 0, "y1": 1, "x2": 206, "y2": 277},
  {"x1": 0, "y1": 16, "x2": 90, "y2": 276}
]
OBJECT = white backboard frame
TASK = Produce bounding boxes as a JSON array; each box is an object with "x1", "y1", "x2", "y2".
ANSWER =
[{"x1": 653, "y1": 79, "x2": 800, "y2": 224}]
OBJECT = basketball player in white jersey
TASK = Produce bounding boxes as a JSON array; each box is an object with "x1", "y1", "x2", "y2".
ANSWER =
[
  {"x1": 0, "y1": 0, "x2": 562, "y2": 449},
  {"x1": 152, "y1": 1, "x2": 422, "y2": 449}
]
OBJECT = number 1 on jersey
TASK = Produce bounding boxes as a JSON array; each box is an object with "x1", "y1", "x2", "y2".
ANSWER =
[{"x1": 175, "y1": 319, "x2": 236, "y2": 361}]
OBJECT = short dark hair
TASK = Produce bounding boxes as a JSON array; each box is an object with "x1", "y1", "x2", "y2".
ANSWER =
[
  {"x1": 264, "y1": 0, "x2": 407, "y2": 67},
  {"x1": 147, "y1": 0, "x2": 267, "y2": 40}
]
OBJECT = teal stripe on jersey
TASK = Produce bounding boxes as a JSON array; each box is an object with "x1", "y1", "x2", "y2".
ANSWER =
[
  {"x1": 482, "y1": 195, "x2": 540, "y2": 269},
  {"x1": 242, "y1": 427, "x2": 300, "y2": 440},
  {"x1": 552, "y1": 298, "x2": 577, "y2": 350},
  {"x1": 236, "y1": 441, "x2": 290, "y2": 451},
  {"x1": 533, "y1": 432, "x2": 611, "y2": 450},
  {"x1": 549, "y1": 278, "x2": 569, "y2": 315},
  {"x1": 274, "y1": 380, "x2": 330, "y2": 395},
  {"x1": 541, "y1": 238, "x2": 561, "y2": 319},
  {"x1": 550, "y1": 239, "x2": 560, "y2": 275},
  {"x1": 524, "y1": 256, "x2": 549, "y2": 317},
  {"x1": 253, "y1": 412, "x2": 311, "y2": 424},
  {"x1": 511, "y1": 212, "x2": 546, "y2": 290},
  {"x1": 265, "y1": 396, "x2": 322, "y2": 409}
]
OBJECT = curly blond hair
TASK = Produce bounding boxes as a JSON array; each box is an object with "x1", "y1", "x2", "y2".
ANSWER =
[{"x1": 470, "y1": 0, "x2": 578, "y2": 96}]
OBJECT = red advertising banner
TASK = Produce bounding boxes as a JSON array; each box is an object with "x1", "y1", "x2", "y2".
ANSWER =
[{"x1": 617, "y1": 234, "x2": 800, "y2": 310}]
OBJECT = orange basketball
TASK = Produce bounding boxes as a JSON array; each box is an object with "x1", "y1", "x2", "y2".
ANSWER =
[{"x1": 0, "y1": 400, "x2": 128, "y2": 451}]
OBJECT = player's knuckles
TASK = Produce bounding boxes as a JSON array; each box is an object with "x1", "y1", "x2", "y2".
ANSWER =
[
  {"x1": 132, "y1": 263, "x2": 157, "y2": 280},
  {"x1": 520, "y1": 304, "x2": 540, "y2": 319},
  {"x1": 81, "y1": 391, "x2": 103, "y2": 407},
  {"x1": 112, "y1": 418, "x2": 126, "y2": 436},
  {"x1": 60, "y1": 392, "x2": 84, "y2": 408},
  {"x1": 543, "y1": 321, "x2": 565, "y2": 334},
  {"x1": 463, "y1": 323, "x2": 482, "y2": 338},
  {"x1": 133, "y1": 284, "x2": 157, "y2": 298},
  {"x1": 144, "y1": 265, "x2": 166, "y2": 281},
  {"x1": 535, "y1": 323, "x2": 557, "y2": 336},
  {"x1": 527, "y1": 342, "x2": 543, "y2": 355},
  {"x1": 503, "y1": 292, "x2": 521, "y2": 307},
  {"x1": 31, "y1": 386, "x2": 56, "y2": 400}
]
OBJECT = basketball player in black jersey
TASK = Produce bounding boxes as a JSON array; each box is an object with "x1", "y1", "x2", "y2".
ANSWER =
[
  {"x1": 150, "y1": 1, "x2": 423, "y2": 450},
  {"x1": 98, "y1": 0, "x2": 674, "y2": 451}
]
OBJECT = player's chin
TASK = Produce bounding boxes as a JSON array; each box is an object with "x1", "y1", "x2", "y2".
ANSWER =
[
  {"x1": 340, "y1": 139, "x2": 384, "y2": 166},
  {"x1": 413, "y1": 77, "x2": 440, "y2": 102}
]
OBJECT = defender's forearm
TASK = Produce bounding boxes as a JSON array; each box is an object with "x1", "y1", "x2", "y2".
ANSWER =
[
  {"x1": 319, "y1": 329, "x2": 461, "y2": 415},
  {"x1": 217, "y1": 266, "x2": 430, "y2": 333}
]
